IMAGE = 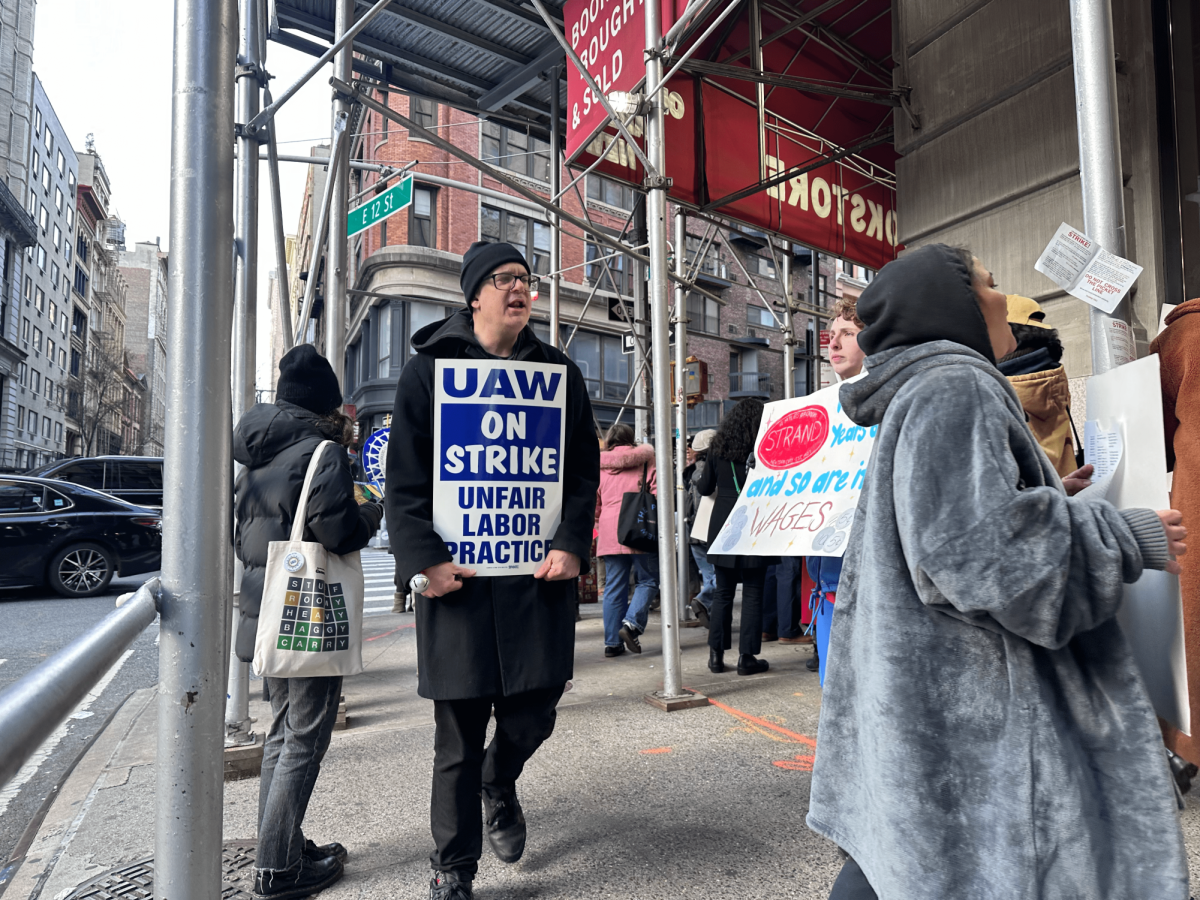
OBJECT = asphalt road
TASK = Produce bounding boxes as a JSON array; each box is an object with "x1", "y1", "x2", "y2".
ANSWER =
[{"x1": 0, "y1": 572, "x2": 160, "y2": 873}]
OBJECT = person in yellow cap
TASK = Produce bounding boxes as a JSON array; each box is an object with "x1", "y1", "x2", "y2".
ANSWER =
[{"x1": 997, "y1": 295, "x2": 1092, "y2": 493}]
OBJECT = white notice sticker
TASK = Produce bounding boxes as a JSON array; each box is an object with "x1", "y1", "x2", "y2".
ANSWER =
[{"x1": 1034, "y1": 222, "x2": 1143, "y2": 314}]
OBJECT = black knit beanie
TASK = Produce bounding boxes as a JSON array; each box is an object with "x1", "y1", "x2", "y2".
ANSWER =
[
  {"x1": 276, "y1": 344, "x2": 343, "y2": 414},
  {"x1": 460, "y1": 241, "x2": 530, "y2": 307}
]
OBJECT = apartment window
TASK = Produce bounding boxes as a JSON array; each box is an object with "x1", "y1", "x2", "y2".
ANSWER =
[
  {"x1": 51, "y1": 265, "x2": 60, "y2": 290},
  {"x1": 585, "y1": 233, "x2": 635, "y2": 295},
  {"x1": 42, "y1": 416, "x2": 50, "y2": 438},
  {"x1": 749, "y1": 251, "x2": 776, "y2": 279},
  {"x1": 45, "y1": 378, "x2": 53, "y2": 402},
  {"x1": 22, "y1": 275, "x2": 30, "y2": 305},
  {"x1": 17, "y1": 405, "x2": 24, "y2": 430},
  {"x1": 76, "y1": 235, "x2": 87, "y2": 264},
  {"x1": 34, "y1": 108, "x2": 41, "y2": 137},
  {"x1": 27, "y1": 188, "x2": 35, "y2": 214},
  {"x1": 56, "y1": 150, "x2": 65, "y2": 176},
  {"x1": 54, "y1": 186, "x2": 62, "y2": 212},
  {"x1": 27, "y1": 414, "x2": 36, "y2": 437},
  {"x1": 43, "y1": 128, "x2": 51, "y2": 153},
  {"x1": 407, "y1": 301, "x2": 445, "y2": 360},
  {"x1": 49, "y1": 301, "x2": 57, "y2": 326},
  {"x1": 480, "y1": 121, "x2": 551, "y2": 182},
  {"x1": 377, "y1": 303, "x2": 391, "y2": 377},
  {"x1": 32, "y1": 150, "x2": 39, "y2": 178},
  {"x1": 31, "y1": 369, "x2": 40, "y2": 394},
  {"x1": 73, "y1": 266, "x2": 88, "y2": 296},
  {"x1": 33, "y1": 327, "x2": 42, "y2": 353},
  {"x1": 41, "y1": 165, "x2": 50, "y2": 192},
  {"x1": 69, "y1": 348, "x2": 81, "y2": 376},
  {"x1": 17, "y1": 362, "x2": 26, "y2": 386},
  {"x1": 747, "y1": 304, "x2": 777, "y2": 329},
  {"x1": 410, "y1": 186, "x2": 436, "y2": 248},
  {"x1": 54, "y1": 421, "x2": 62, "y2": 442},
  {"x1": 562, "y1": 330, "x2": 629, "y2": 401},
  {"x1": 685, "y1": 235, "x2": 724, "y2": 278},
  {"x1": 409, "y1": 97, "x2": 437, "y2": 135},
  {"x1": 65, "y1": 206, "x2": 73, "y2": 232},
  {"x1": 34, "y1": 287, "x2": 44, "y2": 312},
  {"x1": 38, "y1": 206, "x2": 47, "y2": 233},
  {"x1": 63, "y1": 238, "x2": 71, "y2": 265},
  {"x1": 68, "y1": 170, "x2": 75, "y2": 191},
  {"x1": 58, "y1": 348, "x2": 66, "y2": 370},
  {"x1": 46, "y1": 338, "x2": 55, "y2": 364},
  {"x1": 480, "y1": 205, "x2": 550, "y2": 275},
  {"x1": 686, "y1": 293, "x2": 720, "y2": 334},
  {"x1": 21, "y1": 318, "x2": 29, "y2": 345},
  {"x1": 586, "y1": 175, "x2": 636, "y2": 211}
]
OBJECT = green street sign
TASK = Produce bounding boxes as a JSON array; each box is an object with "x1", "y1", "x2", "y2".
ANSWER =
[{"x1": 347, "y1": 175, "x2": 413, "y2": 237}]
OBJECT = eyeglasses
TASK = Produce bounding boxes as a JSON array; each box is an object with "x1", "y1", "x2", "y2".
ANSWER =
[{"x1": 486, "y1": 272, "x2": 540, "y2": 292}]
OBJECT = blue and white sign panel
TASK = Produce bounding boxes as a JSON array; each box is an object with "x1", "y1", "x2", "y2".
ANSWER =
[
  {"x1": 363, "y1": 427, "x2": 389, "y2": 485},
  {"x1": 433, "y1": 359, "x2": 567, "y2": 575}
]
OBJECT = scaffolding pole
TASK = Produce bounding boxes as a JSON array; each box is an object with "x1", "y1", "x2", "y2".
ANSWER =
[
  {"x1": 782, "y1": 248, "x2": 795, "y2": 399},
  {"x1": 1069, "y1": 0, "x2": 1133, "y2": 375},
  {"x1": 227, "y1": 0, "x2": 262, "y2": 751},
  {"x1": 633, "y1": 202, "x2": 649, "y2": 442},
  {"x1": 326, "y1": 0, "x2": 352, "y2": 388},
  {"x1": 673, "y1": 210, "x2": 692, "y2": 625},
  {"x1": 264, "y1": 86, "x2": 295, "y2": 351},
  {"x1": 159, "y1": 0, "x2": 236, "y2": 895},
  {"x1": 643, "y1": 0, "x2": 697, "y2": 712},
  {"x1": 550, "y1": 66, "x2": 562, "y2": 347}
]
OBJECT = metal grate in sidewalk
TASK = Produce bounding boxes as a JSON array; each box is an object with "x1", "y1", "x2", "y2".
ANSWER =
[{"x1": 64, "y1": 841, "x2": 257, "y2": 899}]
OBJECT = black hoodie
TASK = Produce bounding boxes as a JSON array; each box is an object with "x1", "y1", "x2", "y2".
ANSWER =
[
  {"x1": 385, "y1": 307, "x2": 600, "y2": 699},
  {"x1": 232, "y1": 401, "x2": 380, "y2": 663}
]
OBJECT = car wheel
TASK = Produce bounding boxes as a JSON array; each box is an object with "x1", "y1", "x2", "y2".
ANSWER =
[{"x1": 49, "y1": 543, "x2": 115, "y2": 598}]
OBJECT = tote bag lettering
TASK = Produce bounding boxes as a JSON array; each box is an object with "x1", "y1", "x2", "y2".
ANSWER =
[
  {"x1": 617, "y1": 462, "x2": 658, "y2": 553},
  {"x1": 253, "y1": 440, "x2": 365, "y2": 678}
]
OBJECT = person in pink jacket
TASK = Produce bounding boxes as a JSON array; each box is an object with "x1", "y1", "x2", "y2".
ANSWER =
[{"x1": 595, "y1": 423, "x2": 660, "y2": 656}]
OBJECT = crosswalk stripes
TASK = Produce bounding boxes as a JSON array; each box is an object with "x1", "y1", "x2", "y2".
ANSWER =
[{"x1": 360, "y1": 549, "x2": 403, "y2": 616}]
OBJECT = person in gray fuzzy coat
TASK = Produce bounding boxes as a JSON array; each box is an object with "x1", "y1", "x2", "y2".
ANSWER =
[{"x1": 807, "y1": 243, "x2": 1189, "y2": 900}]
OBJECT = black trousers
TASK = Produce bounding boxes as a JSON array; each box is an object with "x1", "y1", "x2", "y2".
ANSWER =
[
  {"x1": 430, "y1": 685, "x2": 565, "y2": 877},
  {"x1": 828, "y1": 858, "x2": 878, "y2": 900},
  {"x1": 709, "y1": 562, "x2": 766, "y2": 656}
]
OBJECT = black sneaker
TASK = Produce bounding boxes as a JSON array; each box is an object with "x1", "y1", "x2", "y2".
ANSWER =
[
  {"x1": 253, "y1": 855, "x2": 343, "y2": 899},
  {"x1": 303, "y1": 838, "x2": 347, "y2": 865},
  {"x1": 430, "y1": 870, "x2": 474, "y2": 900},
  {"x1": 618, "y1": 624, "x2": 642, "y2": 654},
  {"x1": 482, "y1": 788, "x2": 527, "y2": 863},
  {"x1": 604, "y1": 644, "x2": 625, "y2": 658},
  {"x1": 688, "y1": 599, "x2": 710, "y2": 628}
]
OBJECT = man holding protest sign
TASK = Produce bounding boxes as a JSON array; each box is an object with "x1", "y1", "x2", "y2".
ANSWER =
[{"x1": 385, "y1": 241, "x2": 600, "y2": 900}]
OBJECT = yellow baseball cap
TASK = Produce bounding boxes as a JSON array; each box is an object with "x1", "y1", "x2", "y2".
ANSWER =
[{"x1": 1006, "y1": 295, "x2": 1050, "y2": 329}]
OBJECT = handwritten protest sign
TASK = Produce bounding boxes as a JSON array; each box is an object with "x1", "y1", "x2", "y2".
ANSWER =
[
  {"x1": 711, "y1": 378, "x2": 875, "y2": 557},
  {"x1": 433, "y1": 360, "x2": 567, "y2": 576},
  {"x1": 1034, "y1": 222, "x2": 1143, "y2": 314}
]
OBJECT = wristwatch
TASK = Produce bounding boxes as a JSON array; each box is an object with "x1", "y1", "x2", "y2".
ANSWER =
[{"x1": 409, "y1": 572, "x2": 430, "y2": 594}]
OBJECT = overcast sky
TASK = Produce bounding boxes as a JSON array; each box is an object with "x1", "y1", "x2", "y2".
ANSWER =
[{"x1": 33, "y1": 0, "x2": 336, "y2": 389}]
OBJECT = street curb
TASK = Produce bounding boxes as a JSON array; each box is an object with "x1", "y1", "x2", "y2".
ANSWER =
[
  {"x1": 0, "y1": 691, "x2": 135, "y2": 900},
  {"x1": 0, "y1": 688, "x2": 155, "y2": 900}
]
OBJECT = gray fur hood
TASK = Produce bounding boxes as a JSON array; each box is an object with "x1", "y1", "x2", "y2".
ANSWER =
[{"x1": 808, "y1": 340, "x2": 1187, "y2": 899}]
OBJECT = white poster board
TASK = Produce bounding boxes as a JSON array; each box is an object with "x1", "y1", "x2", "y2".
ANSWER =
[
  {"x1": 710, "y1": 378, "x2": 874, "y2": 557},
  {"x1": 1086, "y1": 354, "x2": 1190, "y2": 734},
  {"x1": 433, "y1": 360, "x2": 567, "y2": 576}
]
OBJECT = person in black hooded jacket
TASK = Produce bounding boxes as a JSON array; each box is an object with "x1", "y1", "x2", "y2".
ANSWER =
[
  {"x1": 385, "y1": 241, "x2": 599, "y2": 900},
  {"x1": 234, "y1": 344, "x2": 383, "y2": 899}
]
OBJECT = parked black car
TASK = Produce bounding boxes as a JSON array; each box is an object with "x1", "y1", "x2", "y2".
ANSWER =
[
  {"x1": 27, "y1": 456, "x2": 164, "y2": 508},
  {"x1": 0, "y1": 475, "x2": 162, "y2": 597}
]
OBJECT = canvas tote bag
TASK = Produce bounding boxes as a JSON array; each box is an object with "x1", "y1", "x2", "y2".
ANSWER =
[{"x1": 253, "y1": 440, "x2": 365, "y2": 678}]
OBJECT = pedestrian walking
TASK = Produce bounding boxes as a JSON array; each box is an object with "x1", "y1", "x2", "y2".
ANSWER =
[
  {"x1": 595, "y1": 423, "x2": 659, "y2": 656},
  {"x1": 685, "y1": 429, "x2": 717, "y2": 627},
  {"x1": 807, "y1": 295, "x2": 865, "y2": 679},
  {"x1": 385, "y1": 241, "x2": 600, "y2": 900},
  {"x1": 808, "y1": 244, "x2": 1189, "y2": 900},
  {"x1": 233, "y1": 344, "x2": 384, "y2": 898},
  {"x1": 696, "y1": 399, "x2": 776, "y2": 676}
]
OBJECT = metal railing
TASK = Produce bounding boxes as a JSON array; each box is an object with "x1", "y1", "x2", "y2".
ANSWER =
[
  {"x1": 728, "y1": 371, "x2": 771, "y2": 395},
  {"x1": 0, "y1": 577, "x2": 161, "y2": 789}
]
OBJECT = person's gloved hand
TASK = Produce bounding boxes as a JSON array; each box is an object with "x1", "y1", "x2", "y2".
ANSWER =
[{"x1": 360, "y1": 500, "x2": 384, "y2": 533}]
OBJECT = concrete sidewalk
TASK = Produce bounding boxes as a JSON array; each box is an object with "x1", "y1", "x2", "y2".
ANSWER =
[{"x1": 10, "y1": 577, "x2": 1200, "y2": 898}]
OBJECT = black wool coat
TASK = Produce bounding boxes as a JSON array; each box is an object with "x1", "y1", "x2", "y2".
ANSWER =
[
  {"x1": 385, "y1": 308, "x2": 600, "y2": 700},
  {"x1": 697, "y1": 455, "x2": 776, "y2": 569},
  {"x1": 233, "y1": 402, "x2": 379, "y2": 662}
]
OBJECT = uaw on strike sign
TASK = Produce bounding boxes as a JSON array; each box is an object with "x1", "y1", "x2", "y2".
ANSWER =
[
  {"x1": 712, "y1": 378, "x2": 876, "y2": 558},
  {"x1": 433, "y1": 360, "x2": 567, "y2": 575}
]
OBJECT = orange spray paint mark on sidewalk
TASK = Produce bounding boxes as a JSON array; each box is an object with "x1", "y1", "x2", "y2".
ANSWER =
[
  {"x1": 705, "y1": 696, "x2": 817, "y2": 748},
  {"x1": 365, "y1": 624, "x2": 416, "y2": 642},
  {"x1": 640, "y1": 747, "x2": 672, "y2": 755},
  {"x1": 774, "y1": 754, "x2": 815, "y2": 772}
]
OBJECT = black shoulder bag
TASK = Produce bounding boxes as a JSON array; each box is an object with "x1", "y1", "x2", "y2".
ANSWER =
[{"x1": 617, "y1": 462, "x2": 658, "y2": 552}]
